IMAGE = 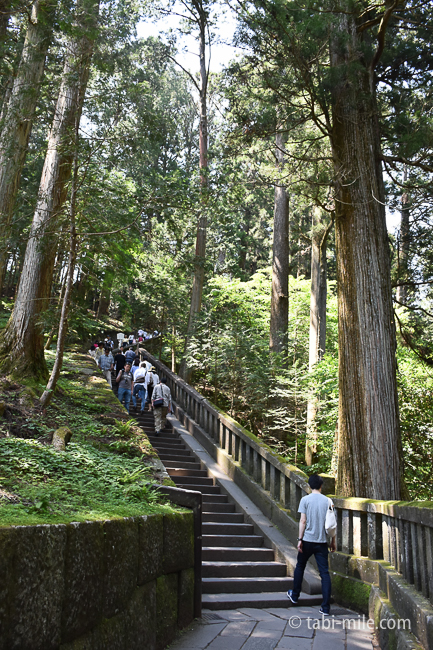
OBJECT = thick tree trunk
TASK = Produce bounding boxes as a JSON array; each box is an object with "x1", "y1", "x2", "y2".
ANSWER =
[
  {"x1": 0, "y1": 0, "x2": 55, "y2": 295},
  {"x1": 396, "y1": 168, "x2": 410, "y2": 304},
  {"x1": 331, "y1": 17, "x2": 404, "y2": 499},
  {"x1": 179, "y1": 16, "x2": 208, "y2": 382},
  {"x1": 40, "y1": 135, "x2": 78, "y2": 408},
  {"x1": 96, "y1": 267, "x2": 114, "y2": 317},
  {"x1": 269, "y1": 130, "x2": 288, "y2": 358},
  {"x1": 0, "y1": 0, "x2": 99, "y2": 379},
  {"x1": 305, "y1": 208, "x2": 332, "y2": 465},
  {"x1": 0, "y1": 0, "x2": 10, "y2": 38}
]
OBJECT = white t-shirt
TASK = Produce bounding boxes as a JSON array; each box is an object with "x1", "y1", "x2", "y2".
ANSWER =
[{"x1": 134, "y1": 367, "x2": 146, "y2": 381}]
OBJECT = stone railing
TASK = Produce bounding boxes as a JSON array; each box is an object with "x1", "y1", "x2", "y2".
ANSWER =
[
  {"x1": 145, "y1": 350, "x2": 433, "y2": 613},
  {"x1": 331, "y1": 496, "x2": 433, "y2": 603}
]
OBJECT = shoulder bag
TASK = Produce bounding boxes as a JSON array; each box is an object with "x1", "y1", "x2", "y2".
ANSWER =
[{"x1": 325, "y1": 498, "x2": 337, "y2": 537}]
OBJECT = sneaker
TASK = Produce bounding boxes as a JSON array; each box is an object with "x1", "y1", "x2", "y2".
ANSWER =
[
  {"x1": 319, "y1": 608, "x2": 330, "y2": 615},
  {"x1": 155, "y1": 430, "x2": 159, "y2": 437},
  {"x1": 287, "y1": 590, "x2": 298, "y2": 604}
]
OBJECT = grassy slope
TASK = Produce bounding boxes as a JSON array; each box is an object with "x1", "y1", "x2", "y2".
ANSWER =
[{"x1": 0, "y1": 348, "x2": 177, "y2": 525}]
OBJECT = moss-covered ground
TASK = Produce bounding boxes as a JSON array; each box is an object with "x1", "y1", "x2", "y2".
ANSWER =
[{"x1": 0, "y1": 348, "x2": 178, "y2": 525}]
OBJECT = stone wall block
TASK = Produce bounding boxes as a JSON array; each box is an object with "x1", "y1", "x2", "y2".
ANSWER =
[
  {"x1": 138, "y1": 514, "x2": 163, "y2": 584},
  {"x1": 61, "y1": 520, "x2": 105, "y2": 643},
  {"x1": 102, "y1": 518, "x2": 139, "y2": 619},
  {"x1": 163, "y1": 512, "x2": 194, "y2": 574},
  {"x1": 0, "y1": 527, "x2": 16, "y2": 650},
  {"x1": 9, "y1": 524, "x2": 67, "y2": 650},
  {"x1": 59, "y1": 628, "x2": 100, "y2": 650},
  {"x1": 124, "y1": 582, "x2": 156, "y2": 650},
  {"x1": 156, "y1": 573, "x2": 178, "y2": 650},
  {"x1": 96, "y1": 614, "x2": 127, "y2": 650},
  {"x1": 178, "y1": 568, "x2": 194, "y2": 629}
]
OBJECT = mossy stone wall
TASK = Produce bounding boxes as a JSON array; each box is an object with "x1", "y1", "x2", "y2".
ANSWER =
[{"x1": 0, "y1": 512, "x2": 194, "y2": 650}]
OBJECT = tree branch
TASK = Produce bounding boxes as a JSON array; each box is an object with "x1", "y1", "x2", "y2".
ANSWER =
[
  {"x1": 370, "y1": 0, "x2": 400, "y2": 72},
  {"x1": 382, "y1": 154, "x2": 433, "y2": 174}
]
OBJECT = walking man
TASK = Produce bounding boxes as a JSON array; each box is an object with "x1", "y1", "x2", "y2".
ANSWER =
[
  {"x1": 144, "y1": 365, "x2": 159, "y2": 411},
  {"x1": 125, "y1": 346, "x2": 136, "y2": 365},
  {"x1": 116, "y1": 362, "x2": 134, "y2": 414},
  {"x1": 95, "y1": 341, "x2": 105, "y2": 361},
  {"x1": 114, "y1": 346, "x2": 125, "y2": 374},
  {"x1": 98, "y1": 347, "x2": 114, "y2": 386},
  {"x1": 132, "y1": 362, "x2": 147, "y2": 413},
  {"x1": 152, "y1": 377, "x2": 172, "y2": 436},
  {"x1": 287, "y1": 474, "x2": 336, "y2": 615}
]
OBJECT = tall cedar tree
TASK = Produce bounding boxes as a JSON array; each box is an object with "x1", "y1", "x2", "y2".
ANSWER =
[
  {"x1": 0, "y1": 0, "x2": 99, "y2": 379},
  {"x1": 232, "y1": 0, "x2": 418, "y2": 498},
  {"x1": 177, "y1": 0, "x2": 210, "y2": 382},
  {"x1": 269, "y1": 129, "x2": 288, "y2": 357},
  {"x1": 305, "y1": 208, "x2": 332, "y2": 465},
  {"x1": 0, "y1": 0, "x2": 56, "y2": 294}
]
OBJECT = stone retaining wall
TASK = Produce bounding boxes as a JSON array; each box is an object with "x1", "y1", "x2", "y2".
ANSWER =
[{"x1": 0, "y1": 512, "x2": 195, "y2": 650}]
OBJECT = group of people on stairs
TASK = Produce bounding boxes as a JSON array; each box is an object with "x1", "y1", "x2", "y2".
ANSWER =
[
  {"x1": 91, "y1": 340, "x2": 172, "y2": 437},
  {"x1": 91, "y1": 340, "x2": 337, "y2": 613}
]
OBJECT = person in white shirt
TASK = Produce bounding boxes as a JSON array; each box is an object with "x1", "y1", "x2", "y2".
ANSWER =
[
  {"x1": 144, "y1": 366, "x2": 159, "y2": 411},
  {"x1": 132, "y1": 362, "x2": 147, "y2": 413},
  {"x1": 287, "y1": 474, "x2": 336, "y2": 615},
  {"x1": 152, "y1": 377, "x2": 172, "y2": 436}
]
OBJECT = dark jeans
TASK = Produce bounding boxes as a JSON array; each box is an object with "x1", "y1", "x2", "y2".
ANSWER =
[
  {"x1": 132, "y1": 383, "x2": 145, "y2": 409},
  {"x1": 292, "y1": 541, "x2": 331, "y2": 613}
]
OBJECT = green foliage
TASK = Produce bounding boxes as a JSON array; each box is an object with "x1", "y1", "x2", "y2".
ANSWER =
[
  {"x1": 0, "y1": 438, "x2": 171, "y2": 525},
  {"x1": 0, "y1": 350, "x2": 176, "y2": 524}
]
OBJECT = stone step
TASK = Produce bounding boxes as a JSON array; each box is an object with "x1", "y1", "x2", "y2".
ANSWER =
[
  {"x1": 152, "y1": 446, "x2": 190, "y2": 456},
  {"x1": 147, "y1": 436, "x2": 184, "y2": 445},
  {"x1": 166, "y1": 468, "x2": 209, "y2": 479},
  {"x1": 171, "y1": 474, "x2": 213, "y2": 484},
  {"x1": 202, "y1": 576, "x2": 293, "y2": 594},
  {"x1": 163, "y1": 460, "x2": 202, "y2": 471},
  {"x1": 202, "y1": 503, "x2": 234, "y2": 512},
  {"x1": 202, "y1": 592, "x2": 323, "y2": 610},
  {"x1": 202, "y1": 522, "x2": 254, "y2": 536},
  {"x1": 157, "y1": 453, "x2": 195, "y2": 463},
  {"x1": 202, "y1": 512, "x2": 243, "y2": 523},
  {"x1": 202, "y1": 535, "x2": 263, "y2": 548},
  {"x1": 202, "y1": 561, "x2": 287, "y2": 578},
  {"x1": 201, "y1": 495, "x2": 229, "y2": 504},
  {"x1": 202, "y1": 547, "x2": 274, "y2": 562},
  {"x1": 174, "y1": 483, "x2": 221, "y2": 494}
]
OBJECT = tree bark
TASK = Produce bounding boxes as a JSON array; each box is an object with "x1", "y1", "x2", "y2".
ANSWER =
[
  {"x1": 179, "y1": 7, "x2": 208, "y2": 382},
  {"x1": 331, "y1": 16, "x2": 404, "y2": 500},
  {"x1": 96, "y1": 267, "x2": 113, "y2": 317},
  {"x1": 171, "y1": 324, "x2": 176, "y2": 372},
  {"x1": 396, "y1": 167, "x2": 410, "y2": 304},
  {"x1": 269, "y1": 130, "x2": 288, "y2": 358},
  {"x1": 0, "y1": 0, "x2": 10, "y2": 39},
  {"x1": 305, "y1": 208, "x2": 332, "y2": 465},
  {"x1": 0, "y1": 0, "x2": 99, "y2": 379},
  {"x1": 40, "y1": 126, "x2": 78, "y2": 408},
  {"x1": 0, "y1": 0, "x2": 55, "y2": 295}
]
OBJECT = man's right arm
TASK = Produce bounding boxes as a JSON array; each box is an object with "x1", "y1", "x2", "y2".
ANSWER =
[{"x1": 297, "y1": 513, "x2": 307, "y2": 552}]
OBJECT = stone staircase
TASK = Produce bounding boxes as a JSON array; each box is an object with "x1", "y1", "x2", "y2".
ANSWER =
[{"x1": 131, "y1": 404, "x2": 321, "y2": 610}]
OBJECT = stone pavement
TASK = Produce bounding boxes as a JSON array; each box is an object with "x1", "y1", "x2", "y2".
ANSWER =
[{"x1": 167, "y1": 605, "x2": 377, "y2": 650}]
